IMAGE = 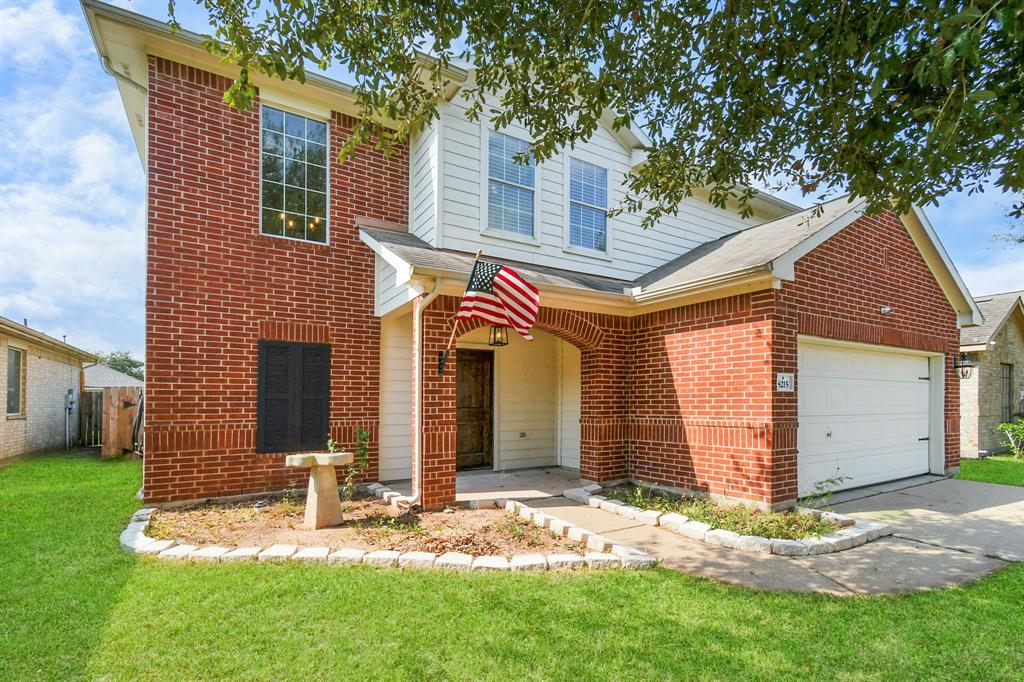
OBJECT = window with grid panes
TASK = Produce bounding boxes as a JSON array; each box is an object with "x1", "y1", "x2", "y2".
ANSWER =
[{"x1": 260, "y1": 106, "x2": 328, "y2": 243}]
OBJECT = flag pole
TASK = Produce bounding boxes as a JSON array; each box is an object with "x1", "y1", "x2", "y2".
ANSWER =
[{"x1": 438, "y1": 249, "x2": 482, "y2": 375}]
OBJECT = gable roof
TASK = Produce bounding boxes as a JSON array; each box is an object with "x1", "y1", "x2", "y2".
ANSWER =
[
  {"x1": 84, "y1": 363, "x2": 145, "y2": 389},
  {"x1": 961, "y1": 291, "x2": 1024, "y2": 348},
  {"x1": 0, "y1": 316, "x2": 98, "y2": 363},
  {"x1": 633, "y1": 195, "x2": 867, "y2": 293}
]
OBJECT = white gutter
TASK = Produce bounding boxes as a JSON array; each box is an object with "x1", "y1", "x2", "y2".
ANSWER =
[
  {"x1": 630, "y1": 265, "x2": 773, "y2": 303},
  {"x1": 408, "y1": 277, "x2": 442, "y2": 508}
]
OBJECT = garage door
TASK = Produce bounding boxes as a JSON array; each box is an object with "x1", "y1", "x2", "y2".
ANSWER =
[{"x1": 797, "y1": 340, "x2": 931, "y2": 496}]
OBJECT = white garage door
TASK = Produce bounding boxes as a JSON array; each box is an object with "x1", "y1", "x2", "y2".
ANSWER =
[{"x1": 797, "y1": 340, "x2": 931, "y2": 496}]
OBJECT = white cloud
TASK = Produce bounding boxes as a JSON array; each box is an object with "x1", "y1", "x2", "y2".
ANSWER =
[
  {"x1": 0, "y1": 0, "x2": 82, "y2": 67},
  {"x1": 0, "y1": 0, "x2": 145, "y2": 356},
  {"x1": 958, "y1": 250, "x2": 1024, "y2": 297}
]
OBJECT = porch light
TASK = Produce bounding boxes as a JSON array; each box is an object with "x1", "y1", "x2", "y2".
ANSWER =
[
  {"x1": 953, "y1": 352, "x2": 975, "y2": 380},
  {"x1": 489, "y1": 326, "x2": 509, "y2": 347}
]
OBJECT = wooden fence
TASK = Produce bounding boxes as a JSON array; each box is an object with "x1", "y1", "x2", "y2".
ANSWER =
[
  {"x1": 80, "y1": 391, "x2": 103, "y2": 447},
  {"x1": 80, "y1": 387, "x2": 142, "y2": 457}
]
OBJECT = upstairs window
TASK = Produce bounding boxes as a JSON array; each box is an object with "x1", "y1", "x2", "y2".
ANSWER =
[
  {"x1": 260, "y1": 106, "x2": 328, "y2": 243},
  {"x1": 569, "y1": 158, "x2": 608, "y2": 252},
  {"x1": 7, "y1": 347, "x2": 24, "y2": 416},
  {"x1": 487, "y1": 131, "x2": 535, "y2": 237}
]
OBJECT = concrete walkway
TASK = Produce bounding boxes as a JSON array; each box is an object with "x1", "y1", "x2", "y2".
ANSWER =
[{"x1": 531, "y1": 477, "x2": 1023, "y2": 595}]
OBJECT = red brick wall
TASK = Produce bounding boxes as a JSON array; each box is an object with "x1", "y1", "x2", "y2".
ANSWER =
[
  {"x1": 144, "y1": 57, "x2": 407, "y2": 503},
  {"x1": 775, "y1": 210, "x2": 961, "y2": 496},
  {"x1": 628, "y1": 292, "x2": 780, "y2": 505},
  {"x1": 626, "y1": 210, "x2": 959, "y2": 507}
]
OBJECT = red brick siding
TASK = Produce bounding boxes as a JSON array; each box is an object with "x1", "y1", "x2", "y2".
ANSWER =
[
  {"x1": 628, "y1": 292, "x2": 780, "y2": 505},
  {"x1": 626, "y1": 210, "x2": 959, "y2": 507},
  {"x1": 775, "y1": 210, "x2": 961, "y2": 491},
  {"x1": 144, "y1": 57, "x2": 407, "y2": 503}
]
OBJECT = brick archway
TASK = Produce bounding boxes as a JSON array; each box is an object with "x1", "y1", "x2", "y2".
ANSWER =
[
  {"x1": 447, "y1": 306, "x2": 605, "y2": 352},
  {"x1": 413, "y1": 295, "x2": 628, "y2": 509}
]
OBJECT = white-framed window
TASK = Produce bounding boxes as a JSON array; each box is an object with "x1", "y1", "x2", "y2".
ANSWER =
[
  {"x1": 7, "y1": 346, "x2": 25, "y2": 416},
  {"x1": 486, "y1": 130, "x2": 536, "y2": 237},
  {"x1": 568, "y1": 157, "x2": 608, "y2": 252},
  {"x1": 260, "y1": 105, "x2": 329, "y2": 243}
]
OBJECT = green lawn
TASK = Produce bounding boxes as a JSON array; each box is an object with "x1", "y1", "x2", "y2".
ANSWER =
[
  {"x1": 956, "y1": 455, "x2": 1024, "y2": 487},
  {"x1": 2, "y1": 453, "x2": 1022, "y2": 681}
]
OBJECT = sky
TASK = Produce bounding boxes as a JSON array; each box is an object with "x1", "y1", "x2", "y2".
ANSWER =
[{"x1": 0, "y1": 0, "x2": 1021, "y2": 360}]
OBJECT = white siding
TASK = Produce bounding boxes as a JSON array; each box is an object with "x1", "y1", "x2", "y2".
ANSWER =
[
  {"x1": 374, "y1": 256, "x2": 418, "y2": 317},
  {"x1": 378, "y1": 313, "x2": 413, "y2": 481},
  {"x1": 435, "y1": 93, "x2": 770, "y2": 281},
  {"x1": 558, "y1": 342, "x2": 581, "y2": 469},
  {"x1": 409, "y1": 119, "x2": 440, "y2": 246}
]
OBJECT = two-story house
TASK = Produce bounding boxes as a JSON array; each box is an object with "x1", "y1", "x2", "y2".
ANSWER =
[{"x1": 84, "y1": 0, "x2": 982, "y2": 511}]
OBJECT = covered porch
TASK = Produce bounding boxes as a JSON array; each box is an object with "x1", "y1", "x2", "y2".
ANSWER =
[{"x1": 373, "y1": 291, "x2": 632, "y2": 509}]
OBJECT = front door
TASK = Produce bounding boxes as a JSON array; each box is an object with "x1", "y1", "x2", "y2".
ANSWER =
[{"x1": 456, "y1": 349, "x2": 493, "y2": 470}]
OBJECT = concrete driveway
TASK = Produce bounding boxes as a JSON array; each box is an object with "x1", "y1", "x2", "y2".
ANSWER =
[{"x1": 532, "y1": 476, "x2": 1023, "y2": 595}]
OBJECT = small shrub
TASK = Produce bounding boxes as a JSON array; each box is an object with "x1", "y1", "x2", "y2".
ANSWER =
[
  {"x1": 997, "y1": 419, "x2": 1024, "y2": 458},
  {"x1": 603, "y1": 485, "x2": 837, "y2": 540},
  {"x1": 329, "y1": 427, "x2": 371, "y2": 502},
  {"x1": 801, "y1": 474, "x2": 851, "y2": 510}
]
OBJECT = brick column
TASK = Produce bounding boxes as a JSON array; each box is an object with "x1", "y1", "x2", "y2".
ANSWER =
[
  {"x1": 578, "y1": 321, "x2": 630, "y2": 484},
  {"x1": 413, "y1": 295, "x2": 458, "y2": 510}
]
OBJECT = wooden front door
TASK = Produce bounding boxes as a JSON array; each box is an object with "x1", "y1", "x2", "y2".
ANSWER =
[{"x1": 456, "y1": 349, "x2": 493, "y2": 470}]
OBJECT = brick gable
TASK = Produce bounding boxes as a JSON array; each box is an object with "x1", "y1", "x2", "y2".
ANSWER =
[{"x1": 144, "y1": 57, "x2": 407, "y2": 503}]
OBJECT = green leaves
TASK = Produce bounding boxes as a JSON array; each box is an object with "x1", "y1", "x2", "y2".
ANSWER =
[{"x1": 177, "y1": 0, "x2": 1024, "y2": 225}]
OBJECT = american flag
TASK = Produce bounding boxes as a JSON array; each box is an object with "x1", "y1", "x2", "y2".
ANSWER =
[{"x1": 457, "y1": 259, "x2": 540, "y2": 340}]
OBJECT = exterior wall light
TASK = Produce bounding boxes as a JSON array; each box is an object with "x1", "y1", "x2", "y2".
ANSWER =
[
  {"x1": 488, "y1": 326, "x2": 509, "y2": 347},
  {"x1": 953, "y1": 352, "x2": 975, "y2": 380},
  {"x1": 880, "y1": 306, "x2": 893, "y2": 315}
]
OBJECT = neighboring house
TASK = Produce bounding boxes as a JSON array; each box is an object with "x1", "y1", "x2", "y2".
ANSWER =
[
  {"x1": 84, "y1": 364, "x2": 144, "y2": 391},
  {"x1": 1, "y1": 316, "x2": 97, "y2": 460},
  {"x1": 960, "y1": 290, "x2": 1024, "y2": 457},
  {"x1": 85, "y1": 0, "x2": 983, "y2": 510}
]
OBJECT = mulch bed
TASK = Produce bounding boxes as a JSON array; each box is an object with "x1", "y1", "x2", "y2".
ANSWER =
[{"x1": 147, "y1": 492, "x2": 586, "y2": 556}]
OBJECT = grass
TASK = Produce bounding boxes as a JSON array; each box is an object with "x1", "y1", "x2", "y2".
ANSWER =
[
  {"x1": 603, "y1": 485, "x2": 837, "y2": 540},
  {"x1": 956, "y1": 455, "x2": 1024, "y2": 487},
  {"x1": 1, "y1": 452, "x2": 1022, "y2": 681}
]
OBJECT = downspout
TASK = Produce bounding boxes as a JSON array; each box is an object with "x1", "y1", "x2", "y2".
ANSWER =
[{"x1": 409, "y1": 277, "x2": 442, "y2": 508}]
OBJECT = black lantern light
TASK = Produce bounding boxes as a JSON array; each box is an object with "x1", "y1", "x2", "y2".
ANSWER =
[
  {"x1": 489, "y1": 326, "x2": 509, "y2": 347},
  {"x1": 953, "y1": 352, "x2": 975, "y2": 380}
]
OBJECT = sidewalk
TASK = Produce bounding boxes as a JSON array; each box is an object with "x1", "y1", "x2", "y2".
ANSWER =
[{"x1": 529, "y1": 491, "x2": 1010, "y2": 595}]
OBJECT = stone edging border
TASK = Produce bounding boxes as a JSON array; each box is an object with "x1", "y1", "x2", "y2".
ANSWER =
[
  {"x1": 563, "y1": 485, "x2": 892, "y2": 556},
  {"x1": 118, "y1": 484, "x2": 656, "y2": 571}
]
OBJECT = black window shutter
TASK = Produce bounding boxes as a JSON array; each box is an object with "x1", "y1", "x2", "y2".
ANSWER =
[{"x1": 257, "y1": 341, "x2": 330, "y2": 453}]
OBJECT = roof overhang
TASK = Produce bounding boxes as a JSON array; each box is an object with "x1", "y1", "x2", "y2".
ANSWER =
[
  {"x1": 359, "y1": 228, "x2": 777, "y2": 317},
  {"x1": 0, "y1": 318, "x2": 98, "y2": 363},
  {"x1": 963, "y1": 296, "x2": 1024, "y2": 350}
]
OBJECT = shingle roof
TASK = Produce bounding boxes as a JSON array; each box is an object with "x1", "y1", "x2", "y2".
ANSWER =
[
  {"x1": 961, "y1": 290, "x2": 1024, "y2": 347},
  {"x1": 363, "y1": 197, "x2": 864, "y2": 299},
  {"x1": 361, "y1": 228, "x2": 630, "y2": 295},
  {"x1": 84, "y1": 364, "x2": 144, "y2": 388},
  {"x1": 634, "y1": 195, "x2": 866, "y2": 292}
]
